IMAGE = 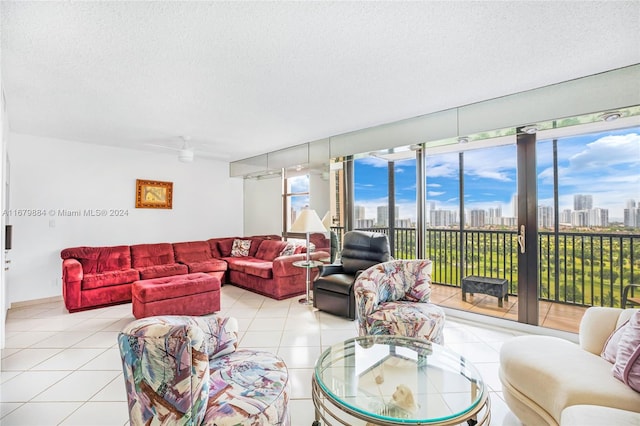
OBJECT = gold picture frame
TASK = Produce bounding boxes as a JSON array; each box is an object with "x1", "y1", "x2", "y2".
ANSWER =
[{"x1": 135, "y1": 179, "x2": 173, "y2": 209}]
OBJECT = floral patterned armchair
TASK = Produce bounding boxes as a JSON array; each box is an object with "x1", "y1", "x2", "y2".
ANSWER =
[
  {"x1": 354, "y1": 259, "x2": 446, "y2": 345},
  {"x1": 118, "y1": 315, "x2": 290, "y2": 425}
]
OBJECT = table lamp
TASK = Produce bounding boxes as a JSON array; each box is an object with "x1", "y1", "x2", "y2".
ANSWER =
[
  {"x1": 290, "y1": 207, "x2": 326, "y2": 304},
  {"x1": 321, "y1": 211, "x2": 332, "y2": 231},
  {"x1": 290, "y1": 207, "x2": 326, "y2": 264}
]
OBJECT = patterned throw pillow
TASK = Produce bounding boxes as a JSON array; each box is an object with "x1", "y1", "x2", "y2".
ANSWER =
[
  {"x1": 230, "y1": 239, "x2": 251, "y2": 257},
  {"x1": 279, "y1": 243, "x2": 296, "y2": 257}
]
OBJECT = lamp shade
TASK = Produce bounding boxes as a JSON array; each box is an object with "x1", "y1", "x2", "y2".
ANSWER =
[
  {"x1": 290, "y1": 208, "x2": 326, "y2": 233},
  {"x1": 321, "y1": 211, "x2": 332, "y2": 231}
]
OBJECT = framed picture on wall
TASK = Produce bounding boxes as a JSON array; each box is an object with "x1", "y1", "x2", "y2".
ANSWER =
[{"x1": 135, "y1": 179, "x2": 173, "y2": 209}]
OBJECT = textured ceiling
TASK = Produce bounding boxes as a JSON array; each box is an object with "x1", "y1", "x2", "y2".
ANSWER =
[{"x1": 1, "y1": 1, "x2": 639, "y2": 162}]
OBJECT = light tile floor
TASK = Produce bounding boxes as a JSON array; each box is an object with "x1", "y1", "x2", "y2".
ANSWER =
[{"x1": 1, "y1": 285, "x2": 526, "y2": 425}]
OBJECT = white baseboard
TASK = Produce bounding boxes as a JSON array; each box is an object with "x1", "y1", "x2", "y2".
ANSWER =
[{"x1": 10, "y1": 295, "x2": 63, "y2": 309}]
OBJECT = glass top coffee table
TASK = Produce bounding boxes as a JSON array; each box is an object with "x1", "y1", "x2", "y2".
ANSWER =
[{"x1": 312, "y1": 335, "x2": 490, "y2": 425}]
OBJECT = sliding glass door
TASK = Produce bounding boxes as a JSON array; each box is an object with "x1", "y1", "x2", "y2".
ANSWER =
[
  {"x1": 331, "y1": 107, "x2": 639, "y2": 332},
  {"x1": 425, "y1": 141, "x2": 521, "y2": 322},
  {"x1": 535, "y1": 124, "x2": 640, "y2": 328}
]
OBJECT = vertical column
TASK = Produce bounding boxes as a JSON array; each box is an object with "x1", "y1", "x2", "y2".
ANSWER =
[{"x1": 517, "y1": 129, "x2": 539, "y2": 325}]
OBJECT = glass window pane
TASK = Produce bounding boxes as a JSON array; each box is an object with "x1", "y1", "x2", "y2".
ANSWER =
[
  {"x1": 394, "y1": 158, "x2": 417, "y2": 259},
  {"x1": 354, "y1": 157, "x2": 389, "y2": 229},
  {"x1": 537, "y1": 126, "x2": 640, "y2": 308},
  {"x1": 425, "y1": 152, "x2": 461, "y2": 286},
  {"x1": 286, "y1": 175, "x2": 309, "y2": 194},
  {"x1": 463, "y1": 145, "x2": 517, "y2": 231},
  {"x1": 285, "y1": 175, "x2": 310, "y2": 232},
  {"x1": 426, "y1": 152, "x2": 460, "y2": 228}
]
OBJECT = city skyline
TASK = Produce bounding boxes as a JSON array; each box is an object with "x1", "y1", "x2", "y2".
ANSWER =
[{"x1": 354, "y1": 126, "x2": 640, "y2": 225}]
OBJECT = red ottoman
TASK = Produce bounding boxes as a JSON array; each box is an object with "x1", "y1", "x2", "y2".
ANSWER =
[{"x1": 132, "y1": 272, "x2": 221, "y2": 319}]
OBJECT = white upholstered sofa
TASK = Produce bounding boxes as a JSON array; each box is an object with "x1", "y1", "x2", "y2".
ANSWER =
[{"x1": 499, "y1": 307, "x2": 640, "y2": 426}]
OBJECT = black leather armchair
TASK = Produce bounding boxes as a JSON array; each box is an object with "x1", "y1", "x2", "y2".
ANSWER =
[{"x1": 313, "y1": 230, "x2": 391, "y2": 319}]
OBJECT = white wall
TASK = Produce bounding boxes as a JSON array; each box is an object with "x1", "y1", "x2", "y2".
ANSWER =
[
  {"x1": 309, "y1": 172, "x2": 330, "y2": 219},
  {"x1": 7, "y1": 133, "x2": 244, "y2": 305},
  {"x1": 243, "y1": 177, "x2": 282, "y2": 236},
  {"x1": 1, "y1": 88, "x2": 8, "y2": 348},
  {"x1": 242, "y1": 173, "x2": 330, "y2": 237}
]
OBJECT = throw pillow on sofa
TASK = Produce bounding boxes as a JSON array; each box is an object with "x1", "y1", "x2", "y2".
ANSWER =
[
  {"x1": 612, "y1": 310, "x2": 640, "y2": 392},
  {"x1": 279, "y1": 243, "x2": 296, "y2": 257},
  {"x1": 231, "y1": 239, "x2": 251, "y2": 257},
  {"x1": 255, "y1": 240, "x2": 288, "y2": 261},
  {"x1": 216, "y1": 238, "x2": 237, "y2": 257},
  {"x1": 602, "y1": 319, "x2": 631, "y2": 363}
]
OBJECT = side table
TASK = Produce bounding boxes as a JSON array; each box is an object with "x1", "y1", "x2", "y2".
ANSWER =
[{"x1": 293, "y1": 260, "x2": 324, "y2": 305}]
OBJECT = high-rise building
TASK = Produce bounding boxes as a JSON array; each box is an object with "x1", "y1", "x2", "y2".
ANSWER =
[
  {"x1": 571, "y1": 210, "x2": 589, "y2": 227},
  {"x1": 488, "y1": 207, "x2": 502, "y2": 225},
  {"x1": 395, "y1": 218, "x2": 413, "y2": 228},
  {"x1": 355, "y1": 218, "x2": 375, "y2": 228},
  {"x1": 589, "y1": 208, "x2": 609, "y2": 227},
  {"x1": 376, "y1": 205, "x2": 399, "y2": 227},
  {"x1": 560, "y1": 209, "x2": 572, "y2": 225},
  {"x1": 470, "y1": 209, "x2": 486, "y2": 228},
  {"x1": 624, "y1": 200, "x2": 639, "y2": 228},
  {"x1": 573, "y1": 194, "x2": 593, "y2": 211},
  {"x1": 430, "y1": 209, "x2": 457, "y2": 227},
  {"x1": 538, "y1": 205, "x2": 554, "y2": 229},
  {"x1": 354, "y1": 205, "x2": 366, "y2": 221}
]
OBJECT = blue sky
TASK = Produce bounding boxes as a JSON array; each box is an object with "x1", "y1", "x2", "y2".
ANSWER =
[{"x1": 354, "y1": 126, "x2": 640, "y2": 223}]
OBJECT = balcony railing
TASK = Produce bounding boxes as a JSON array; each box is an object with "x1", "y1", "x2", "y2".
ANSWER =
[{"x1": 332, "y1": 226, "x2": 640, "y2": 309}]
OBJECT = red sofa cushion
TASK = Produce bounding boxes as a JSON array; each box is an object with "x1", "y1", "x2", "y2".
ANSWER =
[
  {"x1": 246, "y1": 235, "x2": 281, "y2": 257},
  {"x1": 224, "y1": 257, "x2": 273, "y2": 279},
  {"x1": 133, "y1": 273, "x2": 221, "y2": 303},
  {"x1": 247, "y1": 238, "x2": 263, "y2": 257},
  {"x1": 173, "y1": 241, "x2": 213, "y2": 263},
  {"x1": 215, "y1": 238, "x2": 237, "y2": 257},
  {"x1": 61, "y1": 245, "x2": 132, "y2": 274},
  {"x1": 255, "y1": 240, "x2": 288, "y2": 261},
  {"x1": 172, "y1": 241, "x2": 227, "y2": 273},
  {"x1": 137, "y1": 264, "x2": 189, "y2": 280},
  {"x1": 82, "y1": 269, "x2": 140, "y2": 290},
  {"x1": 309, "y1": 233, "x2": 330, "y2": 253},
  {"x1": 131, "y1": 243, "x2": 176, "y2": 267},
  {"x1": 185, "y1": 260, "x2": 227, "y2": 273}
]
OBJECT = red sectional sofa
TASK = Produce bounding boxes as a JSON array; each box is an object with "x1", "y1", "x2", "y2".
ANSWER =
[
  {"x1": 61, "y1": 235, "x2": 329, "y2": 312},
  {"x1": 131, "y1": 243, "x2": 188, "y2": 279},
  {"x1": 209, "y1": 236, "x2": 328, "y2": 300}
]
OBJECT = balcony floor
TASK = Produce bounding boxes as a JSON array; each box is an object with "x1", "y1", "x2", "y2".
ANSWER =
[{"x1": 430, "y1": 283, "x2": 588, "y2": 333}]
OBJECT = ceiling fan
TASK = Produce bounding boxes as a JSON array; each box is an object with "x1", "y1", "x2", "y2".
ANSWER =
[{"x1": 145, "y1": 136, "x2": 229, "y2": 162}]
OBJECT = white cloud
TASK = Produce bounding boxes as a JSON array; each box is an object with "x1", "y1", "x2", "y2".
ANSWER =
[
  {"x1": 472, "y1": 169, "x2": 513, "y2": 182},
  {"x1": 569, "y1": 133, "x2": 640, "y2": 169},
  {"x1": 427, "y1": 162, "x2": 458, "y2": 178},
  {"x1": 537, "y1": 166, "x2": 554, "y2": 184},
  {"x1": 357, "y1": 157, "x2": 388, "y2": 168},
  {"x1": 402, "y1": 183, "x2": 417, "y2": 191},
  {"x1": 464, "y1": 147, "x2": 516, "y2": 182},
  {"x1": 427, "y1": 146, "x2": 516, "y2": 182},
  {"x1": 428, "y1": 191, "x2": 445, "y2": 197}
]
